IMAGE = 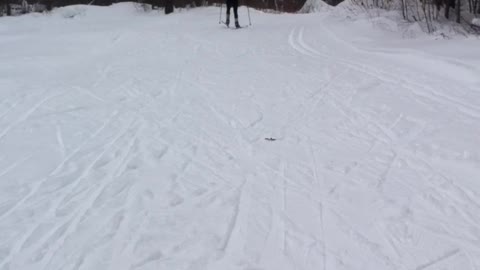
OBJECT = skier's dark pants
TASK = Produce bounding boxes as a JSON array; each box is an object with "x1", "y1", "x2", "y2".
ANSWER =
[{"x1": 226, "y1": 0, "x2": 238, "y2": 20}]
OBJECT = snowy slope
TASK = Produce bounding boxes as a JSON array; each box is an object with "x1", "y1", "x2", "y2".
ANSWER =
[{"x1": 1, "y1": 3, "x2": 480, "y2": 270}]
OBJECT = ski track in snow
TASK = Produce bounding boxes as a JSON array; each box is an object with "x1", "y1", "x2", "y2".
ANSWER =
[{"x1": 1, "y1": 4, "x2": 480, "y2": 270}]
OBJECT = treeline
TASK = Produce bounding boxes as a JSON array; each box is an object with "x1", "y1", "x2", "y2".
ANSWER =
[
  {"x1": 2, "y1": 0, "x2": 477, "y2": 33},
  {"x1": 352, "y1": 0, "x2": 480, "y2": 32},
  {"x1": 0, "y1": 0, "x2": 313, "y2": 14}
]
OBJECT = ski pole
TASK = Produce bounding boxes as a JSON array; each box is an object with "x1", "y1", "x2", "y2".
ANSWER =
[{"x1": 219, "y1": 3, "x2": 223, "y2": 24}]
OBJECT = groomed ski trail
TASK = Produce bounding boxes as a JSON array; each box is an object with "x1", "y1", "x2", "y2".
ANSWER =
[{"x1": 1, "y1": 4, "x2": 480, "y2": 270}]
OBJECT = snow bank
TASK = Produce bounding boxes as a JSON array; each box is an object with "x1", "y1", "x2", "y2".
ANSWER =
[
  {"x1": 324, "y1": 0, "x2": 475, "y2": 38},
  {"x1": 327, "y1": 0, "x2": 418, "y2": 36},
  {"x1": 299, "y1": 0, "x2": 332, "y2": 13},
  {"x1": 331, "y1": 0, "x2": 368, "y2": 17},
  {"x1": 55, "y1": 5, "x2": 88, "y2": 18},
  {"x1": 473, "y1": 18, "x2": 480, "y2": 27},
  {"x1": 52, "y1": 2, "x2": 141, "y2": 19}
]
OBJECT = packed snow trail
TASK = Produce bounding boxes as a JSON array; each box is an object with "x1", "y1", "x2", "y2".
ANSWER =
[{"x1": 1, "y1": 4, "x2": 480, "y2": 270}]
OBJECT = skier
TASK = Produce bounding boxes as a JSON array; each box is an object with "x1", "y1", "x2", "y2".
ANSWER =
[{"x1": 225, "y1": 0, "x2": 240, "y2": 28}]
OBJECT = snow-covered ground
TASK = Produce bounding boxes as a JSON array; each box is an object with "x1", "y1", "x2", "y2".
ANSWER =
[
  {"x1": 1, "y1": 3, "x2": 480, "y2": 270},
  {"x1": 473, "y1": 18, "x2": 480, "y2": 27}
]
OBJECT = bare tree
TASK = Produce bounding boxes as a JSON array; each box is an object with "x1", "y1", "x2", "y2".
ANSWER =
[{"x1": 455, "y1": 0, "x2": 460, "y2": 22}]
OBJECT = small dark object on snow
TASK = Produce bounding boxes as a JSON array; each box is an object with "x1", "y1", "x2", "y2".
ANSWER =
[{"x1": 265, "y1": 138, "x2": 276, "y2": 141}]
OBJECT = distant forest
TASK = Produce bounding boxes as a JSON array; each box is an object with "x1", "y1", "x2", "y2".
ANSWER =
[{"x1": 0, "y1": 0, "x2": 332, "y2": 13}]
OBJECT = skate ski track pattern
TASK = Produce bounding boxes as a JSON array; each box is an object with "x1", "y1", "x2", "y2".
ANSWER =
[{"x1": 1, "y1": 6, "x2": 480, "y2": 270}]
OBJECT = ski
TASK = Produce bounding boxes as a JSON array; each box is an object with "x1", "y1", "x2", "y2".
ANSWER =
[{"x1": 220, "y1": 21, "x2": 249, "y2": 29}]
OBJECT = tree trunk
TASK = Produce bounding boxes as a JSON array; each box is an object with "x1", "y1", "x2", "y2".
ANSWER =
[
  {"x1": 45, "y1": 0, "x2": 52, "y2": 11},
  {"x1": 405, "y1": 0, "x2": 409, "y2": 20},
  {"x1": 165, "y1": 0, "x2": 173, "y2": 14},
  {"x1": 456, "y1": 0, "x2": 460, "y2": 22},
  {"x1": 445, "y1": 0, "x2": 450, "y2": 18}
]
